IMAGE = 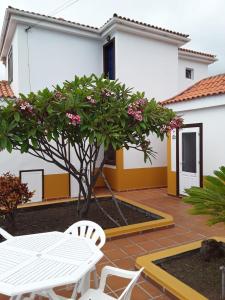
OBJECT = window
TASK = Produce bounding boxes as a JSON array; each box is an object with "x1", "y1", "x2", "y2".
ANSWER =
[
  {"x1": 185, "y1": 68, "x2": 194, "y2": 79},
  {"x1": 103, "y1": 38, "x2": 115, "y2": 80},
  {"x1": 8, "y1": 47, "x2": 13, "y2": 83}
]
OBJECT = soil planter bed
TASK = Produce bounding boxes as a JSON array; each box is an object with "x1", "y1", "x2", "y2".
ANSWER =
[
  {"x1": 136, "y1": 237, "x2": 225, "y2": 300},
  {"x1": 0, "y1": 195, "x2": 173, "y2": 239}
]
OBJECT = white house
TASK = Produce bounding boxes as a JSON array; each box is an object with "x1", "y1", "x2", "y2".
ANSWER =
[
  {"x1": 0, "y1": 7, "x2": 217, "y2": 201},
  {"x1": 161, "y1": 73, "x2": 225, "y2": 196}
]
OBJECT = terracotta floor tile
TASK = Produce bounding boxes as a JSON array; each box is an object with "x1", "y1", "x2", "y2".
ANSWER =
[
  {"x1": 112, "y1": 237, "x2": 135, "y2": 247},
  {"x1": 156, "y1": 237, "x2": 178, "y2": 248},
  {"x1": 107, "y1": 275, "x2": 131, "y2": 291},
  {"x1": 113, "y1": 257, "x2": 136, "y2": 270},
  {"x1": 138, "y1": 240, "x2": 162, "y2": 252},
  {"x1": 104, "y1": 248, "x2": 126, "y2": 261},
  {"x1": 130, "y1": 285, "x2": 153, "y2": 300},
  {"x1": 123, "y1": 244, "x2": 146, "y2": 256},
  {"x1": 139, "y1": 281, "x2": 163, "y2": 298}
]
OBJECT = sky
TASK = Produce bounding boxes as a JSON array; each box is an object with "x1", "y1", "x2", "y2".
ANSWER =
[{"x1": 0, "y1": 0, "x2": 224, "y2": 80}]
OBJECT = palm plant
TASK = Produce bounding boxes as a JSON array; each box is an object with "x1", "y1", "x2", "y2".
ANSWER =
[{"x1": 183, "y1": 166, "x2": 225, "y2": 225}]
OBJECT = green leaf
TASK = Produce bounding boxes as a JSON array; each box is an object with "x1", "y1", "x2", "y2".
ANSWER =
[{"x1": 14, "y1": 112, "x2": 20, "y2": 122}]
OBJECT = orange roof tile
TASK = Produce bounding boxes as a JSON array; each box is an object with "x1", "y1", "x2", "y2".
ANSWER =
[
  {"x1": 161, "y1": 74, "x2": 225, "y2": 105},
  {"x1": 7, "y1": 7, "x2": 188, "y2": 38},
  {"x1": 8, "y1": 6, "x2": 98, "y2": 30},
  {"x1": 178, "y1": 47, "x2": 216, "y2": 58},
  {"x1": 0, "y1": 81, "x2": 15, "y2": 98},
  {"x1": 104, "y1": 14, "x2": 189, "y2": 38}
]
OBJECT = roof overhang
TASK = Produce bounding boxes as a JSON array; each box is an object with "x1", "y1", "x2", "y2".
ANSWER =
[
  {"x1": 163, "y1": 94, "x2": 225, "y2": 112},
  {"x1": 0, "y1": 7, "x2": 100, "y2": 60},
  {"x1": 100, "y1": 18, "x2": 190, "y2": 46},
  {"x1": 0, "y1": 7, "x2": 191, "y2": 61},
  {"x1": 178, "y1": 49, "x2": 217, "y2": 65}
]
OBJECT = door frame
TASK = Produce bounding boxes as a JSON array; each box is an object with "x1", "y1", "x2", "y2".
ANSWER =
[
  {"x1": 176, "y1": 123, "x2": 203, "y2": 196},
  {"x1": 19, "y1": 169, "x2": 44, "y2": 200},
  {"x1": 103, "y1": 37, "x2": 115, "y2": 79}
]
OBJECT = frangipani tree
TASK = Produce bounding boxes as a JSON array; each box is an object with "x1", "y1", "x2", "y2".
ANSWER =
[{"x1": 0, "y1": 75, "x2": 182, "y2": 220}]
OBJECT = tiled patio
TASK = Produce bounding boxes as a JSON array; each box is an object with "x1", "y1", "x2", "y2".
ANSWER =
[{"x1": 1, "y1": 188, "x2": 224, "y2": 299}]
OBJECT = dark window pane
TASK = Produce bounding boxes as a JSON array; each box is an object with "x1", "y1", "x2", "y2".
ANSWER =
[
  {"x1": 104, "y1": 144, "x2": 116, "y2": 165},
  {"x1": 182, "y1": 132, "x2": 196, "y2": 173},
  {"x1": 185, "y1": 68, "x2": 193, "y2": 79},
  {"x1": 103, "y1": 40, "x2": 115, "y2": 80}
]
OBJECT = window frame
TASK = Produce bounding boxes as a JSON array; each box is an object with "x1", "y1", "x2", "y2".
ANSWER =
[
  {"x1": 185, "y1": 68, "x2": 194, "y2": 80},
  {"x1": 103, "y1": 38, "x2": 115, "y2": 80}
]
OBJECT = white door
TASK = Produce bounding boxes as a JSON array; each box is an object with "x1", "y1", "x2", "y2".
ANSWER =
[
  {"x1": 20, "y1": 170, "x2": 43, "y2": 202},
  {"x1": 179, "y1": 127, "x2": 200, "y2": 195}
]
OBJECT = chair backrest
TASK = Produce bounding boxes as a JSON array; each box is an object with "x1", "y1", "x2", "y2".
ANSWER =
[
  {"x1": 118, "y1": 268, "x2": 144, "y2": 300},
  {"x1": 0, "y1": 228, "x2": 13, "y2": 240},
  {"x1": 65, "y1": 220, "x2": 106, "y2": 249},
  {"x1": 99, "y1": 266, "x2": 144, "y2": 300}
]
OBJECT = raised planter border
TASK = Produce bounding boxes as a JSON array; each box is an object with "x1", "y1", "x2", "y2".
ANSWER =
[
  {"x1": 136, "y1": 236, "x2": 225, "y2": 300},
  {"x1": 18, "y1": 194, "x2": 174, "y2": 238}
]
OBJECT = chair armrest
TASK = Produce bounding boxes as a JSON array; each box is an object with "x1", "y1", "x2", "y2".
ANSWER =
[
  {"x1": 0, "y1": 227, "x2": 13, "y2": 239},
  {"x1": 99, "y1": 266, "x2": 144, "y2": 291}
]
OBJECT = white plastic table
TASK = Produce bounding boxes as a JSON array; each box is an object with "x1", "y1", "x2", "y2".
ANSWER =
[{"x1": 0, "y1": 231, "x2": 103, "y2": 297}]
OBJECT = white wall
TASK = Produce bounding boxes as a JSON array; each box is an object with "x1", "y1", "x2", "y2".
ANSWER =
[
  {"x1": 115, "y1": 31, "x2": 179, "y2": 169},
  {"x1": 15, "y1": 24, "x2": 103, "y2": 95},
  {"x1": 115, "y1": 31, "x2": 179, "y2": 101},
  {"x1": 169, "y1": 95, "x2": 225, "y2": 176},
  {"x1": 124, "y1": 133, "x2": 167, "y2": 169},
  {"x1": 178, "y1": 57, "x2": 208, "y2": 93},
  {"x1": 0, "y1": 149, "x2": 66, "y2": 176},
  {"x1": 5, "y1": 27, "x2": 19, "y2": 96}
]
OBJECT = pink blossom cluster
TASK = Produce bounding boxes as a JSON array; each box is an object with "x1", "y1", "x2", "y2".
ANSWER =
[
  {"x1": 54, "y1": 91, "x2": 65, "y2": 100},
  {"x1": 86, "y1": 95, "x2": 96, "y2": 104},
  {"x1": 160, "y1": 116, "x2": 183, "y2": 133},
  {"x1": 17, "y1": 100, "x2": 34, "y2": 114},
  {"x1": 127, "y1": 98, "x2": 147, "y2": 122},
  {"x1": 101, "y1": 89, "x2": 115, "y2": 98},
  {"x1": 66, "y1": 112, "x2": 81, "y2": 126}
]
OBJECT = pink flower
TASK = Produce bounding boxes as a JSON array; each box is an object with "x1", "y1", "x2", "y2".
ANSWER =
[
  {"x1": 160, "y1": 116, "x2": 183, "y2": 133},
  {"x1": 134, "y1": 112, "x2": 143, "y2": 121},
  {"x1": 127, "y1": 98, "x2": 147, "y2": 122},
  {"x1": 17, "y1": 100, "x2": 34, "y2": 115},
  {"x1": 86, "y1": 96, "x2": 96, "y2": 104},
  {"x1": 66, "y1": 112, "x2": 81, "y2": 126}
]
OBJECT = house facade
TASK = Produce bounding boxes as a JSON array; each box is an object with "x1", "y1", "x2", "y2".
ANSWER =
[
  {"x1": 161, "y1": 74, "x2": 225, "y2": 196},
  {"x1": 0, "y1": 7, "x2": 216, "y2": 201}
]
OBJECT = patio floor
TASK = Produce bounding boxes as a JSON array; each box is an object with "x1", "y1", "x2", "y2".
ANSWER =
[{"x1": 1, "y1": 188, "x2": 224, "y2": 299}]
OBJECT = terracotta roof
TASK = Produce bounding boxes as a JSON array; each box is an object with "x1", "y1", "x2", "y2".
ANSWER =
[
  {"x1": 7, "y1": 6, "x2": 98, "y2": 30},
  {"x1": 7, "y1": 7, "x2": 188, "y2": 38},
  {"x1": 103, "y1": 13, "x2": 189, "y2": 38},
  {"x1": 0, "y1": 80, "x2": 15, "y2": 98},
  {"x1": 179, "y1": 47, "x2": 216, "y2": 58},
  {"x1": 161, "y1": 74, "x2": 225, "y2": 105}
]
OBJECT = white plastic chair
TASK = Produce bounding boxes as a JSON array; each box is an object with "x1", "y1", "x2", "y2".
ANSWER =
[
  {"x1": 65, "y1": 220, "x2": 106, "y2": 249},
  {"x1": 78, "y1": 266, "x2": 144, "y2": 300},
  {"x1": 65, "y1": 221, "x2": 106, "y2": 297},
  {"x1": 0, "y1": 227, "x2": 13, "y2": 240}
]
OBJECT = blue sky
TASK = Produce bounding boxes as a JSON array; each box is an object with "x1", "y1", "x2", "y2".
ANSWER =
[{"x1": 0, "y1": 0, "x2": 224, "y2": 80}]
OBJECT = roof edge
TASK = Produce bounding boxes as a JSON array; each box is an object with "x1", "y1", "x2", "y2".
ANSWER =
[
  {"x1": 161, "y1": 73, "x2": 225, "y2": 106},
  {"x1": 178, "y1": 48, "x2": 217, "y2": 64}
]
